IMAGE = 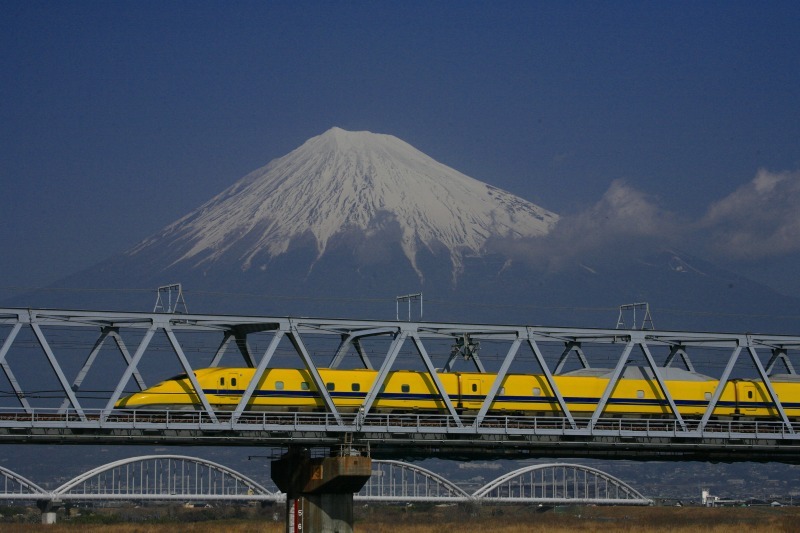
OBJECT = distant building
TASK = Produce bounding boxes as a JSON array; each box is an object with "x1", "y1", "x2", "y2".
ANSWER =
[{"x1": 701, "y1": 489, "x2": 744, "y2": 507}]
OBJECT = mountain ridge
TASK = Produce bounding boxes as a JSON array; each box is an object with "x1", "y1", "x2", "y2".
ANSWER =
[
  {"x1": 5, "y1": 128, "x2": 798, "y2": 335},
  {"x1": 128, "y1": 127, "x2": 559, "y2": 281}
]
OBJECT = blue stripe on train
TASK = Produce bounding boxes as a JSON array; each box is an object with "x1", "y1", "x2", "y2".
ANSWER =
[{"x1": 203, "y1": 389, "x2": 800, "y2": 410}]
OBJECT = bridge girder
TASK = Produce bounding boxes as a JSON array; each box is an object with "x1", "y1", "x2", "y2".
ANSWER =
[{"x1": 1, "y1": 308, "x2": 800, "y2": 461}]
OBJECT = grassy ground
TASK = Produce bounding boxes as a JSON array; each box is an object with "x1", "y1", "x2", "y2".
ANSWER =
[
  {"x1": 354, "y1": 505, "x2": 800, "y2": 533},
  {"x1": 2, "y1": 504, "x2": 800, "y2": 532}
]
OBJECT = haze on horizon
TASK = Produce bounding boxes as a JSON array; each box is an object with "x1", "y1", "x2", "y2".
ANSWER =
[{"x1": 2, "y1": 2, "x2": 800, "y2": 301}]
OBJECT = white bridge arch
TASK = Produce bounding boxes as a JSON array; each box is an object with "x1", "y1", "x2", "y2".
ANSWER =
[
  {"x1": 473, "y1": 463, "x2": 651, "y2": 505},
  {"x1": 0, "y1": 465, "x2": 48, "y2": 499},
  {"x1": 51, "y1": 455, "x2": 278, "y2": 501},
  {"x1": 357, "y1": 459, "x2": 471, "y2": 502},
  {"x1": 0, "y1": 456, "x2": 650, "y2": 506}
]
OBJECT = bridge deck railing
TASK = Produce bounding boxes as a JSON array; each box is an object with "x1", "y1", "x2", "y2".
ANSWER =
[{"x1": 0, "y1": 407, "x2": 797, "y2": 440}]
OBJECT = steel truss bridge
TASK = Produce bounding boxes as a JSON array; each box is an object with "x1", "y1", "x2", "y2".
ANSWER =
[
  {"x1": 1, "y1": 307, "x2": 800, "y2": 461},
  {"x1": 0, "y1": 456, "x2": 651, "y2": 506}
]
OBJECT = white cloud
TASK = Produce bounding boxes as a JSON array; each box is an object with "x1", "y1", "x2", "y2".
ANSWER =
[
  {"x1": 701, "y1": 169, "x2": 800, "y2": 260},
  {"x1": 488, "y1": 180, "x2": 681, "y2": 271},
  {"x1": 488, "y1": 169, "x2": 800, "y2": 278}
]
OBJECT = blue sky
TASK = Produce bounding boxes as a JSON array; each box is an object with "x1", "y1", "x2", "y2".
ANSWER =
[{"x1": 2, "y1": 1, "x2": 800, "y2": 295}]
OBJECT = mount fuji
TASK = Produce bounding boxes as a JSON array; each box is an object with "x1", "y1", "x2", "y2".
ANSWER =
[
  {"x1": 130, "y1": 127, "x2": 557, "y2": 282},
  {"x1": 18, "y1": 128, "x2": 800, "y2": 333}
]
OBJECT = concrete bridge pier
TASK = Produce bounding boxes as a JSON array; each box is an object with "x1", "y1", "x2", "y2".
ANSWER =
[
  {"x1": 272, "y1": 447, "x2": 372, "y2": 533},
  {"x1": 36, "y1": 499, "x2": 62, "y2": 524}
]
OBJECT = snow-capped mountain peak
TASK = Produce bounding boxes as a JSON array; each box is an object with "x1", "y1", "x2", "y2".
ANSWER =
[{"x1": 130, "y1": 127, "x2": 559, "y2": 279}]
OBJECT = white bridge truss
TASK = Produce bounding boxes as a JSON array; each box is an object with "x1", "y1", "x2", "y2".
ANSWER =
[
  {"x1": 1, "y1": 307, "x2": 800, "y2": 461},
  {"x1": 472, "y1": 463, "x2": 650, "y2": 505},
  {"x1": 359, "y1": 459, "x2": 471, "y2": 502},
  {"x1": 53, "y1": 455, "x2": 276, "y2": 501},
  {"x1": 0, "y1": 456, "x2": 650, "y2": 506},
  {"x1": 358, "y1": 460, "x2": 650, "y2": 505},
  {"x1": 0, "y1": 455, "x2": 277, "y2": 504}
]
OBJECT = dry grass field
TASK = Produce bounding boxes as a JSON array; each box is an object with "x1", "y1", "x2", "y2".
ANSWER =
[{"x1": 1, "y1": 504, "x2": 799, "y2": 532}]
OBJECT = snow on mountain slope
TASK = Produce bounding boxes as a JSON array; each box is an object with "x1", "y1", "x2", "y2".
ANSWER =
[{"x1": 129, "y1": 127, "x2": 558, "y2": 279}]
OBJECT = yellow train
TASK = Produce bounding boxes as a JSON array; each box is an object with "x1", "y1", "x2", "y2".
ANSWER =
[{"x1": 114, "y1": 366, "x2": 800, "y2": 419}]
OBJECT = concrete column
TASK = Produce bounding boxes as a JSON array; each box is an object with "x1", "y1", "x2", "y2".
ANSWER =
[
  {"x1": 272, "y1": 448, "x2": 372, "y2": 533},
  {"x1": 36, "y1": 499, "x2": 62, "y2": 524}
]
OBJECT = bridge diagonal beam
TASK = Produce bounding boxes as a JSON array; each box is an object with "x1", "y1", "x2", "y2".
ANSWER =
[
  {"x1": 210, "y1": 328, "x2": 258, "y2": 368},
  {"x1": 663, "y1": 344, "x2": 695, "y2": 372},
  {"x1": 109, "y1": 329, "x2": 147, "y2": 390},
  {"x1": 361, "y1": 329, "x2": 407, "y2": 416},
  {"x1": 102, "y1": 326, "x2": 157, "y2": 420},
  {"x1": 232, "y1": 328, "x2": 286, "y2": 421},
  {"x1": 409, "y1": 333, "x2": 462, "y2": 427},
  {"x1": 0, "y1": 323, "x2": 32, "y2": 413},
  {"x1": 289, "y1": 323, "x2": 342, "y2": 425},
  {"x1": 589, "y1": 339, "x2": 635, "y2": 429},
  {"x1": 329, "y1": 327, "x2": 394, "y2": 369},
  {"x1": 475, "y1": 337, "x2": 521, "y2": 427},
  {"x1": 554, "y1": 341, "x2": 590, "y2": 374},
  {"x1": 165, "y1": 328, "x2": 219, "y2": 424},
  {"x1": 58, "y1": 326, "x2": 112, "y2": 414},
  {"x1": 441, "y1": 348, "x2": 460, "y2": 373},
  {"x1": 30, "y1": 322, "x2": 87, "y2": 421},
  {"x1": 59, "y1": 327, "x2": 147, "y2": 414},
  {"x1": 330, "y1": 334, "x2": 352, "y2": 369},
  {"x1": 766, "y1": 348, "x2": 795, "y2": 375},
  {"x1": 210, "y1": 330, "x2": 234, "y2": 367},
  {"x1": 442, "y1": 333, "x2": 486, "y2": 373},
  {"x1": 352, "y1": 338, "x2": 372, "y2": 369},
  {"x1": 527, "y1": 332, "x2": 577, "y2": 429},
  {"x1": 746, "y1": 340, "x2": 793, "y2": 433},
  {"x1": 233, "y1": 330, "x2": 257, "y2": 368},
  {"x1": 698, "y1": 345, "x2": 741, "y2": 432},
  {"x1": 638, "y1": 340, "x2": 687, "y2": 431}
]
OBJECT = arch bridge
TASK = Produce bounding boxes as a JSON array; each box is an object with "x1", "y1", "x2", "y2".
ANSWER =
[
  {"x1": 0, "y1": 456, "x2": 650, "y2": 506},
  {"x1": 1, "y1": 307, "x2": 800, "y2": 461},
  {"x1": 0, "y1": 455, "x2": 279, "y2": 503},
  {"x1": 359, "y1": 460, "x2": 650, "y2": 505}
]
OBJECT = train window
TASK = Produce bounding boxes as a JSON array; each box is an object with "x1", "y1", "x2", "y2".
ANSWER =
[
  {"x1": 705, "y1": 392, "x2": 712, "y2": 400},
  {"x1": 301, "y1": 382, "x2": 309, "y2": 390},
  {"x1": 275, "y1": 381, "x2": 284, "y2": 390},
  {"x1": 533, "y1": 387, "x2": 541, "y2": 396},
  {"x1": 231, "y1": 378, "x2": 237, "y2": 387},
  {"x1": 401, "y1": 384, "x2": 410, "y2": 393},
  {"x1": 220, "y1": 377, "x2": 225, "y2": 386},
  {"x1": 748, "y1": 390, "x2": 753, "y2": 399},
  {"x1": 327, "y1": 382, "x2": 335, "y2": 391},
  {"x1": 471, "y1": 383, "x2": 478, "y2": 393},
  {"x1": 636, "y1": 390, "x2": 644, "y2": 399},
  {"x1": 351, "y1": 383, "x2": 360, "y2": 392}
]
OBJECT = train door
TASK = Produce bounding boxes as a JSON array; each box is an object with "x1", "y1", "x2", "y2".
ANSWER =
[
  {"x1": 465, "y1": 378, "x2": 482, "y2": 409},
  {"x1": 741, "y1": 383, "x2": 757, "y2": 413},
  {"x1": 219, "y1": 373, "x2": 240, "y2": 394}
]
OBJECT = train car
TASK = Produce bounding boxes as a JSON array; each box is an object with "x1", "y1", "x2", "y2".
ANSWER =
[
  {"x1": 114, "y1": 366, "x2": 800, "y2": 419},
  {"x1": 459, "y1": 366, "x2": 731, "y2": 417},
  {"x1": 733, "y1": 374, "x2": 800, "y2": 418},
  {"x1": 115, "y1": 368, "x2": 460, "y2": 413}
]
